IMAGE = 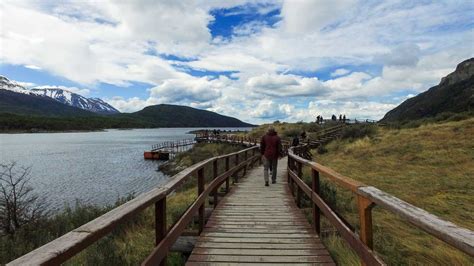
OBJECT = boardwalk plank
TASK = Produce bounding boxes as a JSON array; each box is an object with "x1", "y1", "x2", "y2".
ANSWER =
[
  {"x1": 186, "y1": 157, "x2": 334, "y2": 265},
  {"x1": 191, "y1": 248, "x2": 330, "y2": 256},
  {"x1": 188, "y1": 254, "x2": 334, "y2": 263}
]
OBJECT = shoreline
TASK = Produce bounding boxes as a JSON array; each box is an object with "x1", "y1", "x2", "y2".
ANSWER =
[{"x1": 1, "y1": 126, "x2": 255, "y2": 134}]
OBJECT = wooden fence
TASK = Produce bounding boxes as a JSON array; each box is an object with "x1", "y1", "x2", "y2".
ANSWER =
[
  {"x1": 287, "y1": 145, "x2": 474, "y2": 265},
  {"x1": 151, "y1": 139, "x2": 195, "y2": 152}
]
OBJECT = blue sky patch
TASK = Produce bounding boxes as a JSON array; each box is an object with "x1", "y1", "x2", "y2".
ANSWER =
[{"x1": 209, "y1": 4, "x2": 281, "y2": 39}]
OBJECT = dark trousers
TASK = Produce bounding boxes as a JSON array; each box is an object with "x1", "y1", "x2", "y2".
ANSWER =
[{"x1": 263, "y1": 157, "x2": 278, "y2": 182}]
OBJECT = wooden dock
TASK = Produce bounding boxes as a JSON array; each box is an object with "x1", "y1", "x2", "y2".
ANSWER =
[{"x1": 186, "y1": 157, "x2": 335, "y2": 265}]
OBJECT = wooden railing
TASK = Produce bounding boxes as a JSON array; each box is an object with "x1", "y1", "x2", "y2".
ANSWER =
[
  {"x1": 8, "y1": 143, "x2": 261, "y2": 265},
  {"x1": 287, "y1": 146, "x2": 474, "y2": 265},
  {"x1": 151, "y1": 139, "x2": 195, "y2": 152}
]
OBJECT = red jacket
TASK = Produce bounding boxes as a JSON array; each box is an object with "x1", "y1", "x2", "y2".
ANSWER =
[{"x1": 260, "y1": 132, "x2": 282, "y2": 160}]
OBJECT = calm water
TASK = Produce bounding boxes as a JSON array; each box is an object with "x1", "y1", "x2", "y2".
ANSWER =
[{"x1": 0, "y1": 128, "x2": 249, "y2": 212}]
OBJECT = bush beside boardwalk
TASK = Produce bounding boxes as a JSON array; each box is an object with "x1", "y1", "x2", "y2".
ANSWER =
[{"x1": 1, "y1": 143, "x2": 241, "y2": 265}]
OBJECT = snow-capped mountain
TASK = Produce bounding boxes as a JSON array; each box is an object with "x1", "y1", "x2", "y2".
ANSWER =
[{"x1": 0, "y1": 76, "x2": 119, "y2": 114}]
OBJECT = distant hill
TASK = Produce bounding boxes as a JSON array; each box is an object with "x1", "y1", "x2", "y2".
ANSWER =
[
  {"x1": 381, "y1": 58, "x2": 474, "y2": 122},
  {"x1": 125, "y1": 104, "x2": 254, "y2": 127},
  {"x1": 0, "y1": 89, "x2": 96, "y2": 117},
  {"x1": 0, "y1": 76, "x2": 119, "y2": 114}
]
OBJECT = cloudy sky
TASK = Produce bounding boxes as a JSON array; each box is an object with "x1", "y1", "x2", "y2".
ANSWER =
[{"x1": 1, "y1": 0, "x2": 473, "y2": 123}]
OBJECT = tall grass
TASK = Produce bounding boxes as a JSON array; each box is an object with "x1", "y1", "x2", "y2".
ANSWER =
[{"x1": 305, "y1": 117, "x2": 474, "y2": 265}]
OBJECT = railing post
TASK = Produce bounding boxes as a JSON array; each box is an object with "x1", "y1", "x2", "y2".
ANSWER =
[
  {"x1": 198, "y1": 168, "x2": 205, "y2": 234},
  {"x1": 311, "y1": 169, "x2": 321, "y2": 235},
  {"x1": 358, "y1": 195, "x2": 374, "y2": 265},
  {"x1": 155, "y1": 197, "x2": 166, "y2": 266},
  {"x1": 225, "y1": 157, "x2": 230, "y2": 192},
  {"x1": 250, "y1": 148, "x2": 255, "y2": 167},
  {"x1": 287, "y1": 156, "x2": 291, "y2": 183},
  {"x1": 213, "y1": 160, "x2": 218, "y2": 209},
  {"x1": 296, "y1": 162, "x2": 302, "y2": 208},
  {"x1": 234, "y1": 153, "x2": 239, "y2": 183},
  {"x1": 288, "y1": 158, "x2": 294, "y2": 195},
  {"x1": 243, "y1": 150, "x2": 248, "y2": 176}
]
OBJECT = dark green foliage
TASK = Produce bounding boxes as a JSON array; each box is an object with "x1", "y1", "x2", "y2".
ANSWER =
[
  {"x1": 341, "y1": 124, "x2": 377, "y2": 140},
  {"x1": 0, "y1": 113, "x2": 154, "y2": 132},
  {"x1": 127, "y1": 104, "x2": 254, "y2": 127},
  {"x1": 317, "y1": 145, "x2": 328, "y2": 154},
  {"x1": 0, "y1": 102, "x2": 254, "y2": 132}
]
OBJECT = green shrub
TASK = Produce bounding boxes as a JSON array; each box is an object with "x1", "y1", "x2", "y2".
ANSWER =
[
  {"x1": 342, "y1": 124, "x2": 377, "y2": 140},
  {"x1": 317, "y1": 145, "x2": 328, "y2": 154}
]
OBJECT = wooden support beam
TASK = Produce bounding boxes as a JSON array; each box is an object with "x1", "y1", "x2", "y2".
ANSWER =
[
  {"x1": 155, "y1": 198, "x2": 166, "y2": 266},
  {"x1": 296, "y1": 162, "x2": 303, "y2": 208},
  {"x1": 234, "y1": 154, "x2": 239, "y2": 183},
  {"x1": 198, "y1": 168, "x2": 205, "y2": 234},
  {"x1": 312, "y1": 169, "x2": 321, "y2": 235},
  {"x1": 225, "y1": 157, "x2": 230, "y2": 192},
  {"x1": 357, "y1": 196, "x2": 374, "y2": 250},
  {"x1": 213, "y1": 160, "x2": 218, "y2": 209}
]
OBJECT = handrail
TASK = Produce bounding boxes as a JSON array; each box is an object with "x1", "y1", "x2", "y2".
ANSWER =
[
  {"x1": 151, "y1": 138, "x2": 195, "y2": 152},
  {"x1": 287, "y1": 146, "x2": 474, "y2": 265},
  {"x1": 8, "y1": 141, "x2": 261, "y2": 265}
]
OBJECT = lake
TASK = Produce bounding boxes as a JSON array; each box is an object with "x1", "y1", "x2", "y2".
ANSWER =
[{"x1": 0, "y1": 128, "x2": 249, "y2": 212}]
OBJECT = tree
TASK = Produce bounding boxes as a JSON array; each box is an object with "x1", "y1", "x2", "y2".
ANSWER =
[{"x1": 0, "y1": 162, "x2": 47, "y2": 235}]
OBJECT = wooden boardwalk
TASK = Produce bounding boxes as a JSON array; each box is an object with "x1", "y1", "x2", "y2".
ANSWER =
[{"x1": 186, "y1": 157, "x2": 335, "y2": 265}]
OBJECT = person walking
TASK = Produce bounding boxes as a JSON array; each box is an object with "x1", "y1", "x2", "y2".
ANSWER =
[{"x1": 260, "y1": 126, "x2": 282, "y2": 186}]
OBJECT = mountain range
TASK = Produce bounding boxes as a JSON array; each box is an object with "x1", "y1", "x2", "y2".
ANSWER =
[
  {"x1": 382, "y1": 58, "x2": 474, "y2": 122},
  {"x1": 0, "y1": 76, "x2": 254, "y2": 131},
  {"x1": 0, "y1": 76, "x2": 119, "y2": 114}
]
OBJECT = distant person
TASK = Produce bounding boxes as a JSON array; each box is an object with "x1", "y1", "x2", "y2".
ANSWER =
[
  {"x1": 332, "y1": 114, "x2": 337, "y2": 121},
  {"x1": 316, "y1": 115, "x2": 321, "y2": 124},
  {"x1": 339, "y1": 114, "x2": 342, "y2": 122},
  {"x1": 343, "y1": 115, "x2": 346, "y2": 123},
  {"x1": 320, "y1": 116, "x2": 324, "y2": 123},
  {"x1": 260, "y1": 126, "x2": 282, "y2": 186},
  {"x1": 292, "y1": 135, "x2": 300, "y2": 147}
]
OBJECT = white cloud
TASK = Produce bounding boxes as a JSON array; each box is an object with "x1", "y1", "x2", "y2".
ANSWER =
[
  {"x1": 246, "y1": 73, "x2": 329, "y2": 97},
  {"x1": 250, "y1": 100, "x2": 294, "y2": 119},
  {"x1": 150, "y1": 75, "x2": 228, "y2": 103},
  {"x1": 24, "y1": 64, "x2": 42, "y2": 70},
  {"x1": 376, "y1": 43, "x2": 421, "y2": 67},
  {"x1": 105, "y1": 96, "x2": 160, "y2": 113},
  {"x1": 280, "y1": 0, "x2": 356, "y2": 34},
  {"x1": 330, "y1": 68, "x2": 351, "y2": 77}
]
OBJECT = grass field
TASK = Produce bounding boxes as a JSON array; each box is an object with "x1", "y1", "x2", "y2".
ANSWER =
[{"x1": 300, "y1": 118, "x2": 474, "y2": 265}]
